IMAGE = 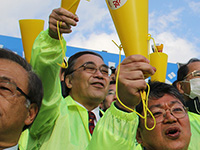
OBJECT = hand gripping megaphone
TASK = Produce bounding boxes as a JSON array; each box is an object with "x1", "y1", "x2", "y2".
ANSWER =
[
  {"x1": 106, "y1": 0, "x2": 169, "y2": 82},
  {"x1": 105, "y1": 0, "x2": 149, "y2": 58},
  {"x1": 19, "y1": 19, "x2": 44, "y2": 63}
]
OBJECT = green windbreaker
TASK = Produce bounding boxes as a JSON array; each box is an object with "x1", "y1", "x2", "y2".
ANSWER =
[
  {"x1": 19, "y1": 29, "x2": 92, "y2": 150},
  {"x1": 19, "y1": 29, "x2": 200, "y2": 150},
  {"x1": 87, "y1": 105, "x2": 200, "y2": 150},
  {"x1": 87, "y1": 102, "x2": 139, "y2": 150},
  {"x1": 188, "y1": 111, "x2": 200, "y2": 150}
]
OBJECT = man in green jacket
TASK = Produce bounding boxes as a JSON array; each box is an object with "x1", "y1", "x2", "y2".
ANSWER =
[
  {"x1": 20, "y1": 7, "x2": 112, "y2": 149},
  {"x1": 20, "y1": 7, "x2": 156, "y2": 149},
  {"x1": 87, "y1": 80, "x2": 200, "y2": 150},
  {"x1": 135, "y1": 82, "x2": 200, "y2": 150}
]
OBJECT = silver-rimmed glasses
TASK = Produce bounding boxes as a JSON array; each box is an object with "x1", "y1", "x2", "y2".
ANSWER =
[
  {"x1": 147, "y1": 104, "x2": 188, "y2": 124},
  {"x1": 183, "y1": 70, "x2": 200, "y2": 80}
]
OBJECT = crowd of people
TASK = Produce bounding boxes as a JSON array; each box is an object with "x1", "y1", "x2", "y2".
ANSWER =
[{"x1": 0, "y1": 7, "x2": 200, "y2": 150}]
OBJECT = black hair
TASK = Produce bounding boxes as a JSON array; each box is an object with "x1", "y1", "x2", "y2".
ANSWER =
[
  {"x1": 177, "y1": 58, "x2": 200, "y2": 81},
  {"x1": 136, "y1": 81, "x2": 186, "y2": 115},
  {"x1": 63, "y1": 51, "x2": 104, "y2": 96},
  {"x1": 0, "y1": 48, "x2": 43, "y2": 130},
  {"x1": 110, "y1": 66, "x2": 116, "y2": 74},
  {"x1": 110, "y1": 80, "x2": 116, "y2": 85},
  {"x1": 172, "y1": 80, "x2": 178, "y2": 89}
]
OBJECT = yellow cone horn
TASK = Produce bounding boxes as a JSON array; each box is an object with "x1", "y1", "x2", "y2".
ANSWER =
[
  {"x1": 61, "y1": 0, "x2": 81, "y2": 14},
  {"x1": 19, "y1": 19, "x2": 44, "y2": 63},
  {"x1": 150, "y1": 44, "x2": 168, "y2": 82},
  {"x1": 105, "y1": 0, "x2": 149, "y2": 58}
]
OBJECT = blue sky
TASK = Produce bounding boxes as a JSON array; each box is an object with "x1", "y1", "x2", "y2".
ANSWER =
[{"x1": 0, "y1": 0, "x2": 200, "y2": 63}]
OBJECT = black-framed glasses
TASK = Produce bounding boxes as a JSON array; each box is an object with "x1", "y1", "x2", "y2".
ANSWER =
[
  {"x1": 147, "y1": 104, "x2": 188, "y2": 124},
  {"x1": 0, "y1": 78, "x2": 30, "y2": 101},
  {"x1": 183, "y1": 70, "x2": 200, "y2": 80},
  {"x1": 70, "y1": 62, "x2": 111, "y2": 77}
]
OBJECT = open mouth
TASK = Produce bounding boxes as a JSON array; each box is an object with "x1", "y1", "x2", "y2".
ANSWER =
[{"x1": 165, "y1": 127, "x2": 180, "y2": 139}]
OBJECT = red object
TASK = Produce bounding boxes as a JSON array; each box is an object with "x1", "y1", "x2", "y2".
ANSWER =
[{"x1": 88, "y1": 111, "x2": 96, "y2": 135}]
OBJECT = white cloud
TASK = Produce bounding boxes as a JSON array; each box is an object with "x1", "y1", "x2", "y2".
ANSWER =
[
  {"x1": 67, "y1": 32, "x2": 122, "y2": 54},
  {"x1": 63, "y1": 0, "x2": 121, "y2": 54},
  {"x1": 0, "y1": 0, "x2": 60, "y2": 37},
  {"x1": 76, "y1": 0, "x2": 113, "y2": 33},
  {"x1": 1, "y1": 0, "x2": 200, "y2": 66},
  {"x1": 67, "y1": 3, "x2": 200, "y2": 64},
  {"x1": 152, "y1": 32, "x2": 199, "y2": 63},
  {"x1": 149, "y1": 5, "x2": 200, "y2": 64},
  {"x1": 188, "y1": 1, "x2": 200, "y2": 14},
  {"x1": 150, "y1": 8, "x2": 183, "y2": 33}
]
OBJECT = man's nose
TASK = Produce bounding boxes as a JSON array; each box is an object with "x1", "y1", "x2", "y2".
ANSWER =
[
  {"x1": 163, "y1": 111, "x2": 177, "y2": 123},
  {"x1": 94, "y1": 69, "x2": 104, "y2": 78}
]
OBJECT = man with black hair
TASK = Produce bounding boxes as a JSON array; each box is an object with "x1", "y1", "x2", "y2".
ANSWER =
[
  {"x1": 135, "y1": 81, "x2": 199, "y2": 150},
  {"x1": 176, "y1": 58, "x2": 200, "y2": 114},
  {"x1": 20, "y1": 8, "x2": 110, "y2": 150},
  {"x1": 0, "y1": 48, "x2": 43, "y2": 150},
  {"x1": 87, "y1": 79, "x2": 200, "y2": 150}
]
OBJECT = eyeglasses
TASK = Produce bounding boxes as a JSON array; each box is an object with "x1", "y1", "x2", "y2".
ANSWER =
[
  {"x1": 184, "y1": 70, "x2": 200, "y2": 80},
  {"x1": 0, "y1": 78, "x2": 30, "y2": 101},
  {"x1": 147, "y1": 104, "x2": 188, "y2": 124},
  {"x1": 70, "y1": 62, "x2": 111, "y2": 77}
]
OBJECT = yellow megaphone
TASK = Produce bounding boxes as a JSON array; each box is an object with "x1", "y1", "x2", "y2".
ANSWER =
[
  {"x1": 105, "y1": 0, "x2": 149, "y2": 58},
  {"x1": 61, "y1": 0, "x2": 81, "y2": 14},
  {"x1": 150, "y1": 44, "x2": 168, "y2": 82},
  {"x1": 19, "y1": 19, "x2": 44, "y2": 63}
]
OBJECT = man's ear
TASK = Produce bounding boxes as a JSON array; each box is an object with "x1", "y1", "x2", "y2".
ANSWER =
[
  {"x1": 65, "y1": 75, "x2": 73, "y2": 89},
  {"x1": 24, "y1": 103, "x2": 38, "y2": 125},
  {"x1": 136, "y1": 128, "x2": 143, "y2": 145},
  {"x1": 176, "y1": 81, "x2": 185, "y2": 94}
]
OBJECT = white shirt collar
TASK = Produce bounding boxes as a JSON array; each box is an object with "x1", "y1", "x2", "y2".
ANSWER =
[
  {"x1": 74, "y1": 101, "x2": 101, "y2": 125},
  {"x1": 3, "y1": 144, "x2": 18, "y2": 150},
  {"x1": 91, "y1": 106, "x2": 101, "y2": 124}
]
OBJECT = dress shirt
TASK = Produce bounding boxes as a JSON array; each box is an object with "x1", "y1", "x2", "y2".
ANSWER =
[
  {"x1": 75, "y1": 101, "x2": 101, "y2": 125},
  {"x1": 3, "y1": 144, "x2": 18, "y2": 150}
]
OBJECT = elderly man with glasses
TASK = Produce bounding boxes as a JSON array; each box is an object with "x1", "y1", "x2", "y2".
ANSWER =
[
  {"x1": 19, "y1": 8, "x2": 111, "y2": 150},
  {"x1": 176, "y1": 58, "x2": 200, "y2": 114},
  {"x1": 87, "y1": 80, "x2": 200, "y2": 150},
  {"x1": 0, "y1": 48, "x2": 43, "y2": 150}
]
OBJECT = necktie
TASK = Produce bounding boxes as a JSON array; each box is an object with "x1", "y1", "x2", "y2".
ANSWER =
[{"x1": 88, "y1": 111, "x2": 96, "y2": 135}]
